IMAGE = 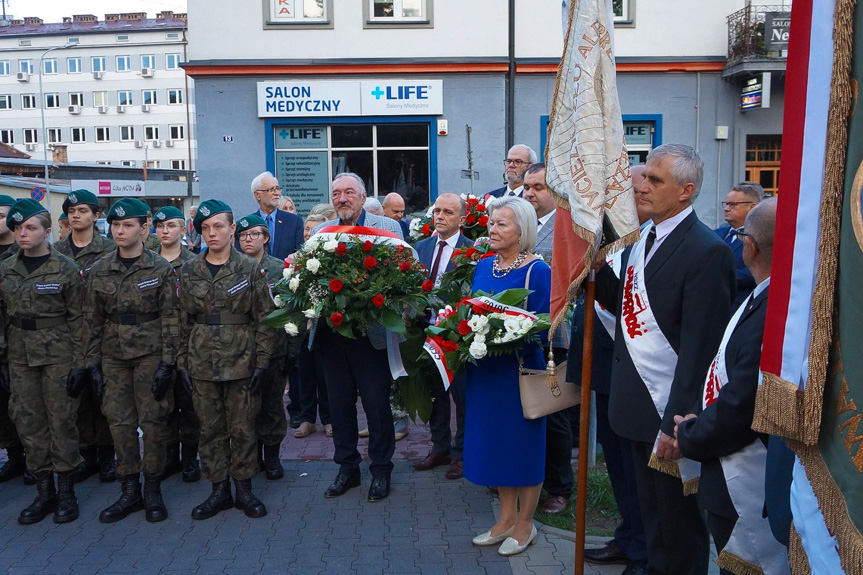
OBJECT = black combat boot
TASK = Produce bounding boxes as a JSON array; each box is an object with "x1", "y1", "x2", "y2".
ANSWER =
[
  {"x1": 143, "y1": 472, "x2": 168, "y2": 522},
  {"x1": 233, "y1": 478, "x2": 267, "y2": 518},
  {"x1": 18, "y1": 471, "x2": 56, "y2": 524},
  {"x1": 0, "y1": 444, "x2": 25, "y2": 483},
  {"x1": 99, "y1": 473, "x2": 144, "y2": 523},
  {"x1": 98, "y1": 445, "x2": 116, "y2": 483},
  {"x1": 54, "y1": 471, "x2": 79, "y2": 523},
  {"x1": 70, "y1": 446, "x2": 98, "y2": 483},
  {"x1": 162, "y1": 443, "x2": 182, "y2": 480},
  {"x1": 180, "y1": 443, "x2": 201, "y2": 483},
  {"x1": 263, "y1": 444, "x2": 284, "y2": 480},
  {"x1": 191, "y1": 479, "x2": 233, "y2": 520}
]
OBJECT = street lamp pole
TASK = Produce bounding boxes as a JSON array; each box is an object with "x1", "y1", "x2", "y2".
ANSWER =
[{"x1": 39, "y1": 41, "x2": 76, "y2": 224}]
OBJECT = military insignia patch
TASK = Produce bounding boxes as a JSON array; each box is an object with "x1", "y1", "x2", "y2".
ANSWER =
[
  {"x1": 240, "y1": 219, "x2": 248, "y2": 227},
  {"x1": 116, "y1": 207, "x2": 126, "y2": 217},
  {"x1": 11, "y1": 212, "x2": 22, "y2": 222},
  {"x1": 155, "y1": 212, "x2": 166, "y2": 220},
  {"x1": 68, "y1": 194, "x2": 78, "y2": 204},
  {"x1": 200, "y1": 206, "x2": 211, "y2": 216}
]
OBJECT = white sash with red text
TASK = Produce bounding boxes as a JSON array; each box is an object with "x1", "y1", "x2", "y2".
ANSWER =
[{"x1": 701, "y1": 298, "x2": 748, "y2": 410}]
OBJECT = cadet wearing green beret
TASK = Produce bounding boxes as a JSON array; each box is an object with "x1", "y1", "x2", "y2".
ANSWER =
[
  {"x1": 0, "y1": 199, "x2": 87, "y2": 524},
  {"x1": 82, "y1": 197, "x2": 179, "y2": 523},
  {"x1": 153, "y1": 205, "x2": 200, "y2": 482},
  {"x1": 56, "y1": 191, "x2": 117, "y2": 483},
  {"x1": 0, "y1": 195, "x2": 23, "y2": 484},
  {"x1": 236, "y1": 214, "x2": 290, "y2": 481},
  {"x1": 177, "y1": 199, "x2": 275, "y2": 520}
]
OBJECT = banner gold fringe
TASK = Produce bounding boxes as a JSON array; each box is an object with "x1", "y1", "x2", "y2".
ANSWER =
[
  {"x1": 752, "y1": 372, "x2": 805, "y2": 439},
  {"x1": 647, "y1": 453, "x2": 679, "y2": 477},
  {"x1": 789, "y1": 524, "x2": 812, "y2": 575},
  {"x1": 683, "y1": 477, "x2": 699, "y2": 497},
  {"x1": 715, "y1": 550, "x2": 766, "y2": 575}
]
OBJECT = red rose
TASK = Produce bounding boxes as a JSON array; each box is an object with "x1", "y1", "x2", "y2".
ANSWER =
[
  {"x1": 422, "y1": 279, "x2": 434, "y2": 292},
  {"x1": 329, "y1": 279, "x2": 343, "y2": 293},
  {"x1": 478, "y1": 215, "x2": 489, "y2": 227},
  {"x1": 481, "y1": 251, "x2": 496, "y2": 259},
  {"x1": 372, "y1": 294, "x2": 385, "y2": 307},
  {"x1": 452, "y1": 249, "x2": 463, "y2": 258},
  {"x1": 467, "y1": 198, "x2": 479, "y2": 205},
  {"x1": 458, "y1": 320, "x2": 472, "y2": 336},
  {"x1": 475, "y1": 204, "x2": 487, "y2": 212},
  {"x1": 433, "y1": 335, "x2": 445, "y2": 346},
  {"x1": 362, "y1": 240, "x2": 374, "y2": 252},
  {"x1": 399, "y1": 261, "x2": 411, "y2": 272},
  {"x1": 465, "y1": 214, "x2": 477, "y2": 226},
  {"x1": 335, "y1": 243, "x2": 348, "y2": 256},
  {"x1": 442, "y1": 340, "x2": 459, "y2": 353},
  {"x1": 330, "y1": 312, "x2": 344, "y2": 326},
  {"x1": 465, "y1": 247, "x2": 478, "y2": 258},
  {"x1": 363, "y1": 256, "x2": 378, "y2": 270},
  {"x1": 422, "y1": 223, "x2": 432, "y2": 236},
  {"x1": 397, "y1": 245, "x2": 405, "y2": 253}
]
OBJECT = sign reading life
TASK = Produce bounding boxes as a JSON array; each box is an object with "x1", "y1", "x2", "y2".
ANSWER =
[{"x1": 257, "y1": 80, "x2": 444, "y2": 118}]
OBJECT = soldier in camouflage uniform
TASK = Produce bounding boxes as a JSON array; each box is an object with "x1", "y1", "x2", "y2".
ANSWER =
[
  {"x1": 55, "y1": 189, "x2": 117, "y2": 483},
  {"x1": 0, "y1": 199, "x2": 87, "y2": 524},
  {"x1": 143, "y1": 212, "x2": 161, "y2": 251},
  {"x1": 177, "y1": 200, "x2": 276, "y2": 520},
  {"x1": 236, "y1": 214, "x2": 290, "y2": 481},
  {"x1": 82, "y1": 198, "x2": 179, "y2": 523},
  {"x1": 154, "y1": 206, "x2": 200, "y2": 482}
]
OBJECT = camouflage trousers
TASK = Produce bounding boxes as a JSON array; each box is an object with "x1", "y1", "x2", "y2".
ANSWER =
[
  {"x1": 256, "y1": 363, "x2": 287, "y2": 447},
  {"x1": 9, "y1": 362, "x2": 83, "y2": 474},
  {"x1": 192, "y1": 378, "x2": 260, "y2": 483},
  {"x1": 102, "y1": 353, "x2": 171, "y2": 476},
  {"x1": 166, "y1": 378, "x2": 200, "y2": 448},
  {"x1": 77, "y1": 384, "x2": 114, "y2": 450},
  {"x1": 0, "y1": 388, "x2": 21, "y2": 451}
]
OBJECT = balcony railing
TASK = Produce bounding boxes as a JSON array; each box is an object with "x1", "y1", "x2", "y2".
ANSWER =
[{"x1": 726, "y1": 4, "x2": 790, "y2": 68}]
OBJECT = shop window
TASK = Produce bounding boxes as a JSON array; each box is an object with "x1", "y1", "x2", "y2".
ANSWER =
[
  {"x1": 745, "y1": 135, "x2": 781, "y2": 196},
  {"x1": 365, "y1": 0, "x2": 432, "y2": 27}
]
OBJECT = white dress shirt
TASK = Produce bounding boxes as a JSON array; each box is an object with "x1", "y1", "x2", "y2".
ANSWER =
[
  {"x1": 431, "y1": 233, "x2": 461, "y2": 287},
  {"x1": 505, "y1": 184, "x2": 524, "y2": 197},
  {"x1": 645, "y1": 206, "x2": 693, "y2": 264},
  {"x1": 537, "y1": 211, "x2": 554, "y2": 231}
]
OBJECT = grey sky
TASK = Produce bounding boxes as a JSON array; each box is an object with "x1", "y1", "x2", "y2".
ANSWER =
[{"x1": 4, "y1": 0, "x2": 188, "y2": 23}]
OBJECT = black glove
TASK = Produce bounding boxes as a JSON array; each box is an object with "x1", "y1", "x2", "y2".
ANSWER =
[
  {"x1": 89, "y1": 365, "x2": 106, "y2": 402},
  {"x1": 248, "y1": 367, "x2": 267, "y2": 395},
  {"x1": 177, "y1": 368, "x2": 193, "y2": 396},
  {"x1": 66, "y1": 368, "x2": 88, "y2": 398},
  {"x1": 0, "y1": 363, "x2": 10, "y2": 394},
  {"x1": 151, "y1": 361, "x2": 175, "y2": 401}
]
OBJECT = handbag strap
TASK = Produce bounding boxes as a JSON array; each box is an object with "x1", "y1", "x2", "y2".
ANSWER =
[{"x1": 521, "y1": 258, "x2": 541, "y2": 307}]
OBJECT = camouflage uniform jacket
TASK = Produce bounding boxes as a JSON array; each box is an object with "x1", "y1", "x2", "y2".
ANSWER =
[
  {"x1": 260, "y1": 253, "x2": 287, "y2": 360},
  {"x1": 83, "y1": 247, "x2": 179, "y2": 366},
  {"x1": 158, "y1": 246, "x2": 196, "y2": 273},
  {"x1": 145, "y1": 234, "x2": 161, "y2": 251},
  {"x1": 178, "y1": 248, "x2": 275, "y2": 381},
  {"x1": 0, "y1": 247, "x2": 85, "y2": 367},
  {"x1": 55, "y1": 233, "x2": 116, "y2": 276},
  {"x1": 0, "y1": 243, "x2": 19, "y2": 262}
]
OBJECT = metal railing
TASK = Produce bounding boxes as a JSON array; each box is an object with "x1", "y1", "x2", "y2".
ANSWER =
[{"x1": 726, "y1": 4, "x2": 790, "y2": 66}]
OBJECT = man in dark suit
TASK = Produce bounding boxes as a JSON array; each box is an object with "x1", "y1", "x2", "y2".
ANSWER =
[
  {"x1": 413, "y1": 192, "x2": 472, "y2": 479},
  {"x1": 675, "y1": 199, "x2": 788, "y2": 571},
  {"x1": 485, "y1": 144, "x2": 536, "y2": 199},
  {"x1": 595, "y1": 144, "x2": 736, "y2": 575},
  {"x1": 714, "y1": 181, "x2": 763, "y2": 309},
  {"x1": 249, "y1": 171, "x2": 304, "y2": 261},
  {"x1": 382, "y1": 193, "x2": 411, "y2": 240}
]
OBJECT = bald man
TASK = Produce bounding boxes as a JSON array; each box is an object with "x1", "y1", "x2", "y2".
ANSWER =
[{"x1": 382, "y1": 193, "x2": 410, "y2": 238}]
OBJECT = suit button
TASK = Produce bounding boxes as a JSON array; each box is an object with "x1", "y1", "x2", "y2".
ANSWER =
[{"x1": 614, "y1": 357, "x2": 620, "y2": 363}]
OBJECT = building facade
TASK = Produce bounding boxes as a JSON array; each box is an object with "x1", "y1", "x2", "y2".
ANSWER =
[
  {"x1": 185, "y1": 0, "x2": 789, "y2": 224},
  {"x1": 0, "y1": 12, "x2": 196, "y2": 173}
]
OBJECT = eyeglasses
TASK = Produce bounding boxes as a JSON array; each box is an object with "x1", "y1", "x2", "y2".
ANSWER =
[
  {"x1": 257, "y1": 186, "x2": 282, "y2": 194},
  {"x1": 238, "y1": 231, "x2": 264, "y2": 240},
  {"x1": 734, "y1": 230, "x2": 758, "y2": 250},
  {"x1": 722, "y1": 201, "x2": 755, "y2": 209},
  {"x1": 503, "y1": 159, "x2": 529, "y2": 166}
]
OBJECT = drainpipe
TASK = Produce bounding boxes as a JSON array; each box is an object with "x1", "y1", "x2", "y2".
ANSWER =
[
  {"x1": 183, "y1": 30, "x2": 194, "y2": 206},
  {"x1": 506, "y1": 0, "x2": 516, "y2": 150}
]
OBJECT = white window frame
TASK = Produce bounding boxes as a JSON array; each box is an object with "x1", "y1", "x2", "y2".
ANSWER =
[
  {"x1": 171, "y1": 159, "x2": 186, "y2": 170},
  {"x1": 95, "y1": 127, "x2": 110, "y2": 142},
  {"x1": 69, "y1": 92, "x2": 84, "y2": 106},
  {"x1": 116, "y1": 34, "x2": 130, "y2": 42},
  {"x1": 43, "y1": 59, "x2": 58, "y2": 75},
  {"x1": 93, "y1": 91, "x2": 108, "y2": 107},
  {"x1": 168, "y1": 89, "x2": 183, "y2": 105},
  {"x1": 118, "y1": 90, "x2": 133, "y2": 106},
  {"x1": 613, "y1": 0, "x2": 635, "y2": 25},
  {"x1": 144, "y1": 125, "x2": 160, "y2": 141},
  {"x1": 0, "y1": 61, "x2": 9, "y2": 76},
  {"x1": 146, "y1": 160, "x2": 160, "y2": 169},
  {"x1": 166, "y1": 54, "x2": 181, "y2": 70},
  {"x1": 364, "y1": 0, "x2": 432, "y2": 27},
  {"x1": 142, "y1": 90, "x2": 158, "y2": 105},
  {"x1": 91, "y1": 56, "x2": 106, "y2": 73},
  {"x1": 0, "y1": 130, "x2": 13, "y2": 145},
  {"x1": 67, "y1": 57, "x2": 82, "y2": 74},
  {"x1": 23, "y1": 129, "x2": 38, "y2": 144},
  {"x1": 21, "y1": 94, "x2": 36, "y2": 110},
  {"x1": 45, "y1": 93, "x2": 61, "y2": 109},
  {"x1": 166, "y1": 32, "x2": 181, "y2": 40},
  {"x1": 120, "y1": 126, "x2": 135, "y2": 142},
  {"x1": 19, "y1": 60, "x2": 33, "y2": 74},
  {"x1": 71, "y1": 127, "x2": 86, "y2": 143},
  {"x1": 264, "y1": 0, "x2": 333, "y2": 28},
  {"x1": 116, "y1": 55, "x2": 132, "y2": 72},
  {"x1": 47, "y1": 128, "x2": 62, "y2": 143},
  {"x1": 141, "y1": 54, "x2": 156, "y2": 69},
  {"x1": 169, "y1": 125, "x2": 185, "y2": 140},
  {"x1": 121, "y1": 160, "x2": 137, "y2": 167},
  {"x1": 0, "y1": 95, "x2": 11, "y2": 110}
]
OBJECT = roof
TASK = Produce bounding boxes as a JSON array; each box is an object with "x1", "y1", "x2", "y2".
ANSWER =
[
  {"x1": 0, "y1": 13, "x2": 187, "y2": 38},
  {"x1": 0, "y1": 175, "x2": 70, "y2": 194},
  {"x1": 0, "y1": 142, "x2": 30, "y2": 160}
]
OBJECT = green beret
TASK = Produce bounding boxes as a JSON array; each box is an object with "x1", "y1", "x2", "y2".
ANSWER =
[
  {"x1": 193, "y1": 199, "x2": 232, "y2": 234},
  {"x1": 153, "y1": 206, "x2": 185, "y2": 222},
  {"x1": 130, "y1": 198, "x2": 152, "y2": 214},
  {"x1": 59, "y1": 212, "x2": 68, "y2": 221},
  {"x1": 106, "y1": 197, "x2": 148, "y2": 223},
  {"x1": 235, "y1": 213, "x2": 268, "y2": 235},
  {"x1": 0, "y1": 195, "x2": 16, "y2": 207},
  {"x1": 62, "y1": 189, "x2": 99, "y2": 214},
  {"x1": 7, "y1": 199, "x2": 48, "y2": 230}
]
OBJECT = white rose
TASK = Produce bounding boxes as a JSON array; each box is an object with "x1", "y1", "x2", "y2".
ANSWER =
[
  {"x1": 468, "y1": 315, "x2": 489, "y2": 332},
  {"x1": 302, "y1": 308, "x2": 319, "y2": 319},
  {"x1": 283, "y1": 322, "x2": 299, "y2": 336},
  {"x1": 469, "y1": 340, "x2": 487, "y2": 359},
  {"x1": 288, "y1": 276, "x2": 301, "y2": 292},
  {"x1": 273, "y1": 295, "x2": 284, "y2": 308},
  {"x1": 504, "y1": 317, "x2": 522, "y2": 334},
  {"x1": 474, "y1": 333, "x2": 485, "y2": 344},
  {"x1": 305, "y1": 258, "x2": 321, "y2": 273},
  {"x1": 519, "y1": 316, "x2": 535, "y2": 334},
  {"x1": 322, "y1": 239, "x2": 339, "y2": 253},
  {"x1": 282, "y1": 267, "x2": 293, "y2": 280}
]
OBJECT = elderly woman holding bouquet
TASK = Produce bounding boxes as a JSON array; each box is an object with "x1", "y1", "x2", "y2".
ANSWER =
[{"x1": 466, "y1": 195, "x2": 551, "y2": 556}]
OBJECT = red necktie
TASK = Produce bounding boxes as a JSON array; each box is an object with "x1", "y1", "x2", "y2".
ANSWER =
[{"x1": 428, "y1": 241, "x2": 446, "y2": 283}]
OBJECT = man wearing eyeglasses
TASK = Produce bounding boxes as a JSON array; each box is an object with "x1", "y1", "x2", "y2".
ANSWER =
[
  {"x1": 247, "y1": 172, "x2": 304, "y2": 262},
  {"x1": 715, "y1": 182, "x2": 764, "y2": 309},
  {"x1": 486, "y1": 145, "x2": 537, "y2": 199}
]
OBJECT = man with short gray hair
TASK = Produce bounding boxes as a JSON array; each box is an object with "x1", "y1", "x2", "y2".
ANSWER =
[
  {"x1": 487, "y1": 144, "x2": 537, "y2": 199},
  {"x1": 249, "y1": 171, "x2": 303, "y2": 261},
  {"x1": 187, "y1": 205, "x2": 202, "y2": 253},
  {"x1": 715, "y1": 181, "x2": 764, "y2": 308}
]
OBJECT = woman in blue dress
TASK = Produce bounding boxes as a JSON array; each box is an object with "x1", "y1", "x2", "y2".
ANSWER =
[{"x1": 464, "y1": 196, "x2": 551, "y2": 556}]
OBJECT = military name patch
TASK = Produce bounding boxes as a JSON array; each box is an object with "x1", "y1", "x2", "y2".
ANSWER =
[
  {"x1": 33, "y1": 282, "x2": 62, "y2": 294},
  {"x1": 136, "y1": 277, "x2": 161, "y2": 292},
  {"x1": 227, "y1": 278, "x2": 250, "y2": 297}
]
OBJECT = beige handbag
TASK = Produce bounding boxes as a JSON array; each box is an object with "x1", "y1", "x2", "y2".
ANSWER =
[{"x1": 516, "y1": 260, "x2": 581, "y2": 419}]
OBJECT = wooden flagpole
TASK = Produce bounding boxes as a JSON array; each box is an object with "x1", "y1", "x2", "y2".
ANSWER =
[{"x1": 574, "y1": 269, "x2": 596, "y2": 575}]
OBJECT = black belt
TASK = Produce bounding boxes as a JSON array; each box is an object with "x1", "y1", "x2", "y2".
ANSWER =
[
  {"x1": 106, "y1": 312, "x2": 160, "y2": 326},
  {"x1": 193, "y1": 313, "x2": 251, "y2": 325},
  {"x1": 9, "y1": 316, "x2": 67, "y2": 331}
]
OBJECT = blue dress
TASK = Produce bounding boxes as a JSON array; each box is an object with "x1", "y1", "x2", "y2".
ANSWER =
[{"x1": 463, "y1": 257, "x2": 551, "y2": 487}]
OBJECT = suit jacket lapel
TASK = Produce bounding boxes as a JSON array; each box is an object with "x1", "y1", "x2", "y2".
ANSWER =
[
  {"x1": 732, "y1": 285, "x2": 769, "y2": 334},
  {"x1": 537, "y1": 212, "x2": 555, "y2": 248},
  {"x1": 645, "y1": 211, "x2": 698, "y2": 282}
]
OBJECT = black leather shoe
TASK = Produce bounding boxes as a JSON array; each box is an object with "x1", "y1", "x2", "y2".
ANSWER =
[
  {"x1": 584, "y1": 539, "x2": 629, "y2": 565},
  {"x1": 191, "y1": 480, "x2": 233, "y2": 520},
  {"x1": 99, "y1": 474, "x2": 144, "y2": 523},
  {"x1": 233, "y1": 478, "x2": 267, "y2": 518},
  {"x1": 367, "y1": 476, "x2": 390, "y2": 503},
  {"x1": 18, "y1": 471, "x2": 56, "y2": 525},
  {"x1": 324, "y1": 473, "x2": 361, "y2": 498},
  {"x1": 143, "y1": 473, "x2": 168, "y2": 523},
  {"x1": 621, "y1": 562, "x2": 648, "y2": 575},
  {"x1": 181, "y1": 444, "x2": 201, "y2": 483},
  {"x1": 412, "y1": 452, "x2": 452, "y2": 471},
  {"x1": 54, "y1": 471, "x2": 79, "y2": 524},
  {"x1": 263, "y1": 444, "x2": 284, "y2": 480}
]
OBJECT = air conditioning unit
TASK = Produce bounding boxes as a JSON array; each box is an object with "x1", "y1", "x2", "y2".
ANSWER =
[
  {"x1": 141, "y1": 67, "x2": 153, "y2": 77},
  {"x1": 68, "y1": 104, "x2": 81, "y2": 115},
  {"x1": 25, "y1": 143, "x2": 37, "y2": 151},
  {"x1": 98, "y1": 106, "x2": 109, "y2": 114},
  {"x1": 165, "y1": 139, "x2": 174, "y2": 148},
  {"x1": 151, "y1": 140, "x2": 161, "y2": 148},
  {"x1": 134, "y1": 140, "x2": 144, "y2": 148},
  {"x1": 116, "y1": 105, "x2": 126, "y2": 113},
  {"x1": 16, "y1": 71, "x2": 29, "y2": 82},
  {"x1": 93, "y1": 70, "x2": 104, "y2": 79},
  {"x1": 141, "y1": 104, "x2": 151, "y2": 113}
]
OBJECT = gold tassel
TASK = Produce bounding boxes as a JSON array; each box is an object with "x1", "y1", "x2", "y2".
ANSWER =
[
  {"x1": 647, "y1": 453, "x2": 681, "y2": 477},
  {"x1": 683, "y1": 477, "x2": 700, "y2": 496},
  {"x1": 546, "y1": 350, "x2": 558, "y2": 389},
  {"x1": 715, "y1": 551, "x2": 766, "y2": 575}
]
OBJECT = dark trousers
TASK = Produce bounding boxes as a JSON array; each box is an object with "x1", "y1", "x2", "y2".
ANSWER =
[
  {"x1": 0, "y1": 388, "x2": 21, "y2": 451},
  {"x1": 167, "y1": 375, "x2": 200, "y2": 447},
  {"x1": 286, "y1": 361, "x2": 301, "y2": 423},
  {"x1": 318, "y1": 329, "x2": 394, "y2": 478},
  {"x1": 544, "y1": 409, "x2": 574, "y2": 498},
  {"x1": 427, "y1": 373, "x2": 465, "y2": 459},
  {"x1": 631, "y1": 440, "x2": 709, "y2": 575},
  {"x1": 297, "y1": 342, "x2": 331, "y2": 425},
  {"x1": 595, "y1": 392, "x2": 646, "y2": 562},
  {"x1": 707, "y1": 512, "x2": 735, "y2": 575},
  {"x1": 256, "y1": 361, "x2": 288, "y2": 446}
]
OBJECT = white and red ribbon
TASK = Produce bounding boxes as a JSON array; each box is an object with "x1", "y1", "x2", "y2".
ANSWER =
[
  {"x1": 423, "y1": 337, "x2": 452, "y2": 391},
  {"x1": 464, "y1": 296, "x2": 538, "y2": 321}
]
